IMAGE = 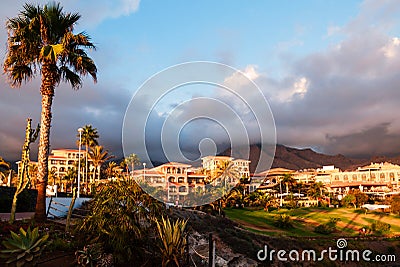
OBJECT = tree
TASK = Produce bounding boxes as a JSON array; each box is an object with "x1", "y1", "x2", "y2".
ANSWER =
[
  {"x1": 307, "y1": 181, "x2": 326, "y2": 199},
  {"x1": 105, "y1": 161, "x2": 119, "y2": 179},
  {"x1": 342, "y1": 189, "x2": 368, "y2": 208},
  {"x1": 391, "y1": 195, "x2": 400, "y2": 215},
  {"x1": 77, "y1": 125, "x2": 99, "y2": 185},
  {"x1": 4, "y1": 3, "x2": 97, "y2": 221},
  {"x1": 281, "y1": 174, "x2": 296, "y2": 194},
  {"x1": 88, "y1": 145, "x2": 113, "y2": 182},
  {"x1": 0, "y1": 157, "x2": 10, "y2": 184},
  {"x1": 124, "y1": 153, "x2": 141, "y2": 175}
]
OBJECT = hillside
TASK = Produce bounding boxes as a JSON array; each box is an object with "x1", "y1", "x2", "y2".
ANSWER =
[{"x1": 221, "y1": 144, "x2": 397, "y2": 173}]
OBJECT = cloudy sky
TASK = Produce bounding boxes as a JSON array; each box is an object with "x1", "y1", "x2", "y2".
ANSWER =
[{"x1": 1, "y1": 0, "x2": 400, "y2": 163}]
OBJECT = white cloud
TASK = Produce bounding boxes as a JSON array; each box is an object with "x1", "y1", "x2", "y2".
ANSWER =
[
  {"x1": 223, "y1": 65, "x2": 260, "y2": 88},
  {"x1": 381, "y1": 37, "x2": 400, "y2": 58}
]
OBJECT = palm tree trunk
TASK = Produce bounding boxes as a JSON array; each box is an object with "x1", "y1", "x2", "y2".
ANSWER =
[{"x1": 34, "y1": 63, "x2": 55, "y2": 222}]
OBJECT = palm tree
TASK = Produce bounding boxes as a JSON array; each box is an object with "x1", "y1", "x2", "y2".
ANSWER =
[
  {"x1": 281, "y1": 173, "x2": 296, "y2": 195},
  {"x1": 124, "y1": 153, "x2": 140, "y2": 175},
  {"x1": 77, "y1": 125, "x2": 99, "y2": 184},
  {"x1": 0, "y1": 157, "x2": 10, "y2": 184},
  {"x1": 4, "y1": 3, "x2": 97, "y2": 222},
  {"x1": 88, "y1": 145, "x2": 113, "y2": 182},
  {"x1": 64, "y1": 168, "x2": 77, "y2": 193},
  {"x1": 105, "y1": 162, "x2": 119, "y2": 179}
]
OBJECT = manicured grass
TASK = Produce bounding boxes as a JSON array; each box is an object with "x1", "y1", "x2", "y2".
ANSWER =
[{"x1": 224, "y1": 207, "x2": 400, "y2": 237}]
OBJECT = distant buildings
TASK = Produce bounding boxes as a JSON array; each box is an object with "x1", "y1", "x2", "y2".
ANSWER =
[
  {"x1": 134, "y1": 156, "x2": 250, "y2": 204},
  {"x1": 253, "y1": 162, "x2": 400, "y2": 199},
  {"x1": 48, "y1": 149, "x2": 88, "y2": 179}
]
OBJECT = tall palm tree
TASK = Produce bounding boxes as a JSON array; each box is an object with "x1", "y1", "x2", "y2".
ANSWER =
[
  {"x1": 77, "y1": 125, "x2": 99, "y2": 184},
  {"x1": 4, "y1": 3, "x2": 97, "y2": 221},
  {"x1": 88, "y1": 145, "x2": 113, "y2": 182}
]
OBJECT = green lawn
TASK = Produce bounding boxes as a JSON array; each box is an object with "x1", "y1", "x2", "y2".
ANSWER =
[{"x1": 224, "y1": 207, "x2": 400, "y2": 237}]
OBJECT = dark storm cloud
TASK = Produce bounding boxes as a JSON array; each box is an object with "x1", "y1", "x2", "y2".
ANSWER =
[
  {"x1": 325, "y1": 123, "x2": 400, "y2": 158},
  {"x1": 263, "y1": 0, "x2": 400, "y2": 158}
]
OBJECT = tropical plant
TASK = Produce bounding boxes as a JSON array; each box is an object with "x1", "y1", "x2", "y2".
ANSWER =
[
  {"x1": 307, "y1": 181, "x2": 326, "y2": 199},
  {"x1": 155, "y1": 216, "x2": 188, "y2": 267},
  {"x1": 75, "y1": 243, "x2": 103, "y2": 267},
  {"x1": 76, "y1": 179, "x2": 164, "y2": 262},
  {"x1": 64, "y1": 167, "x2": 77, "y2": 193},
  {"x1": 104, "y1": 161, "x2": 119, "y2": 179},
  {"x1": 0, "y1": 156, "x2": 10, "y2": 184},
  {"x1": 390, "y1": 195, "x2": 400, "y2": 215},
  {"x1": 124, "y1": 153, "x2": 141, "y2": 175},
  {"x1": 88, "y1": 145, "x2": 113, "y2": 182},
  {"x1": 4, "y1": 2, "x2": 97, "y2": 221},
  {"x1": 370, "y1": 220, "x2": 391, "y2": 235},
  {"x1": 0, "y1": 226, "x2": 49, "y2": 266},
  {"x1": 273, "y1": 214, "x2": 293, "y2": 229},
  {"x1": 314, "y1": 217, "x2": 341, "y2": 235},
  {"x1": 281, "y1": 173, "x2": 296, "y2": 194},
  {"x1": 77, "y1": 125, "x2": 99, "y2": 185}
]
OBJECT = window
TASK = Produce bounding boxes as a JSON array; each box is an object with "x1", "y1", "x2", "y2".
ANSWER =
[
  {"x1": 352, "y1": 174, "x2": 357, "y2": 181},
  {"x1": 179, "y1": 186, "x2": 187, "y2": 192},
  {"x1": 168, "y1": 177, "x2": 175, "y2": 183}
]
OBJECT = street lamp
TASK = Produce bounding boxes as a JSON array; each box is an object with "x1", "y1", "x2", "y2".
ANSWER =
[{"x1": 77, "y1": 127, "x2": 84, "y2": 198}]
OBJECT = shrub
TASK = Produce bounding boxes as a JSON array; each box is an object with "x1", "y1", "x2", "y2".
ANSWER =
[
  {"x1": 76, "y1": 180, "x2": 164, "y2": 263},
  {"x1": 314, "y1": 217, "x2": 341, "y2": 235},
  {"x1": 273, "y1": 214, "x2": 293, "y2": 229},
  {"x1": 370, "y1": 220, "x2": 391, "y2": 235}
]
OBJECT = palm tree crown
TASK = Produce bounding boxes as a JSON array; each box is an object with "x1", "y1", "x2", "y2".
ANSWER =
[
  {"x1": 89, "y1": 145, "x2": 113, "y2": 181},
  {"x1": 4, "y1": 2, "x2": 97, "y2": 88}
]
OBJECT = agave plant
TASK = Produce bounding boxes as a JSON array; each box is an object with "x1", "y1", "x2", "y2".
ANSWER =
[
  {"x1": 0, "y1": 226, "x2": 49, "y2": 267},
  {"x1": 155, "y1": 216, "x2": 188, "y2": 267},
  {"x1": 75, "y1": 243, "x2": 103, "y2": 267}
]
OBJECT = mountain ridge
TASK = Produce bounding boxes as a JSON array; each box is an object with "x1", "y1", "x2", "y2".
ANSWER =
[{"x1": 221, "y1": 144, "x2": 400, "y2": 173}]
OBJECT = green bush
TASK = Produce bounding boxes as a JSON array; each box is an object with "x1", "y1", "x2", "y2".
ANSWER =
[
  {"x1": 76, "y1": 180, "x2": 164, "y2": 263},
  {"x1": 314, "y1": 217, "x2": 341, "y2": 235},
  {"x1": 370, "y1": 220, "x2": 391, "y2": 235},
  {"x1": 273, "y1": 214, "x2": 293, "y2": 229}
]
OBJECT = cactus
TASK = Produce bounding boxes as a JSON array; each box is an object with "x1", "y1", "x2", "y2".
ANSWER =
[
  {"x1": 0, "y1": 226, "x2": 49, "y2": 267},
  {"x1": 9, "y1": 118, "x2": 40, "y2": 224}
]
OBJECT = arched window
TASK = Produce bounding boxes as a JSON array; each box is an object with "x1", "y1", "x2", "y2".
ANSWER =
[{"x1": 168, "y1": 176, "x2": 175, "y2": 183}]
